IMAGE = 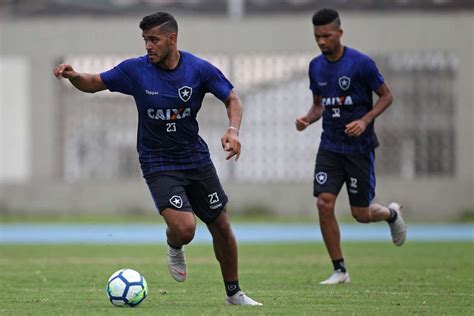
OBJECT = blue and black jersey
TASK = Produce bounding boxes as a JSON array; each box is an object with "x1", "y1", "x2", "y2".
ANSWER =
[
  {"x1": 100, "y1": 51, "x2": 233, "y2": 176},
  {"x1": 309, "y1": 47, "x2": 384, "y2": 154}
]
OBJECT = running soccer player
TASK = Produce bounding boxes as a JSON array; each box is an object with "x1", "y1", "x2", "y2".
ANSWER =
[
  {"x1": 295, "y1": 8, "x2": 407, "y2": 285},
  {"x1": 54, "y1": 12, "x2": 261, "y2": 305}
]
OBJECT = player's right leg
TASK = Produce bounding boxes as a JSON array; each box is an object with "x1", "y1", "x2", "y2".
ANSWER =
[
  {"x1": 314, "y1": 150, "x2": 348, "y2": 285},
  {"x1": 144, "y1": 170, "x2": 196, "y2": 282},
  {"x1": 162, "y1": 208, "x2": 196, "y2": 282},
  {"x1": 317, "y1": 193, "x2": 350, "y2": 285}
]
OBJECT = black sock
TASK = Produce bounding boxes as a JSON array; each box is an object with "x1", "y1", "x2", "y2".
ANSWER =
[
  {"x1": 167, "y1": 240, "x2": 182, "y2": 250},
  {"x1": 386, "y1": 208, "x2": 398, "y2": 223},
  {"x1": 224, "y1": 280, "x2": 241, "y2": 297},
  {"x1": 332, "y1": 258, "x2": 347, "y2": 273}
]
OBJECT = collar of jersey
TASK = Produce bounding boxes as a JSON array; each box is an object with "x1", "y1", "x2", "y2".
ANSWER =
[
  {"x1": 153, "y1": 50, "x2": 184, "y2": 72},
  {"x1": 324, "y1": 46, "x2": 347, "y2": 64}
]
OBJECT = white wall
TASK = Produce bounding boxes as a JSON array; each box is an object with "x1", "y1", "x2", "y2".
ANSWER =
[
  {"x1": 0, "y1": 12, "x2": 472, "y2": 217},
  {"x1": 0, "y1": 57, "x2": 31, "y2": 182}
]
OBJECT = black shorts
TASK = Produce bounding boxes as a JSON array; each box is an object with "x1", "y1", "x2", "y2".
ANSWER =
[
  {"x1": 144, "y1": 163, "x2": 228, "y2": 224},
  {"x1": 313, "y1": 149, "x2": 376, "y2": 207}
]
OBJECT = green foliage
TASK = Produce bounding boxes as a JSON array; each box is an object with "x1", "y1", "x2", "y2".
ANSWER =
[
  {"x1": 459, "y1": 207, "x2": 474, "y2": 222},
  {"x1": 0, "y1": 242, "x2": 472, "y2": 315}
]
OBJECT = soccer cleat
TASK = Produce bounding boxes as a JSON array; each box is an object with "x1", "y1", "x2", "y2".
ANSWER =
[
  {"x1": 388, "y1": 202, "x2": 407, "y2": 246},
  {"x1": 167, "y1": 245, "x2": 187, "y2": 282},
  {"x1": 226, "y1": 291, "x2": 263, "y2": 306},
  {"x1": 319, "y1": 270, "x2": 351, "y2": 285}
]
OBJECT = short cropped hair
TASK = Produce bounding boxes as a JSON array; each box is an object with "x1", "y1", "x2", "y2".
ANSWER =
[
  {"x1": 139, "y1": 12, "x2": 178, "y2": 33},
  {"x1": 312, "y1": 8, "x2": 341, "y2": 27}
]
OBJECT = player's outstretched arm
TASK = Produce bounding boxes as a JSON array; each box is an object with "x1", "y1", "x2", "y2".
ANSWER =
[
  {"x1": 295, "y1": 95, "x2": 323, "y2": 131},
  {"x1": 53, "y1": 63, "x2": 107, "y2": 93},
  {"x1": 345, "y1": 83, "x2": 393, "y2": 137},
  {"x1": 221, "y1": 90, "x2": 242, "y2": 161}
]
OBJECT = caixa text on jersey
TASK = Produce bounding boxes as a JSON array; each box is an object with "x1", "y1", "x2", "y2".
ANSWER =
[{"x1": 147, "y1": 107, "x2": 192, "y2": 121}]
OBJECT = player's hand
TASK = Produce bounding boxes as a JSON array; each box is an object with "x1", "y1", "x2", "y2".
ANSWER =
[
  {"x1": 53, "y1": 64, "x2": 77, "y2": 79},
  {"x1": 295, "y1": 117, "x2": 310, "y2": 131},
  {"x1": 345, "y1": 119, "x2": 368, "y2": 137},
  {"x1": 221, "y1": 127, "x2": 241, "y2": 161}
]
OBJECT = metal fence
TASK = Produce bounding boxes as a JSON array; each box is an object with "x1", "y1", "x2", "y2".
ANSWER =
[
  {"x1": 60, "y1": 51, "x2": 457, "y2": 182},
  {"x1": 376, "y1": 52, "x2": 457, "y2": 178}
]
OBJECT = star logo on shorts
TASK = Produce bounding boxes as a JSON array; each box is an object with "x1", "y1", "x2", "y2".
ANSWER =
[
  {"x1": 169, "y1": 195, "x2": 183, "y2": 209},
  {"x1": 178, "y1": 86, "x2": 192, "y2": 102},
  {"x1": 316, "y1": 172, "x2": 327, "y2": 185},
  {"x1": 338, "y1": 76, "x2": 351, "y2": 91}
]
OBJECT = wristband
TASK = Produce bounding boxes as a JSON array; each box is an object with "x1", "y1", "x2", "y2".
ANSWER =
[{"x1": 227, "y1": 126, "x2": 239, "y2": 135}]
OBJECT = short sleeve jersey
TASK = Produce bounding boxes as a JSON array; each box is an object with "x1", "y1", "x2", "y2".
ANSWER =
[
  {"x1": 100, "y1": 51, "x2": 233, "y2": 176},
  {"x1": 309, "y1": 47, "x2": 384, "y2": 154}
]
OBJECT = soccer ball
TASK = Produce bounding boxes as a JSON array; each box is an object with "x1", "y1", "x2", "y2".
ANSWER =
[{"x1": 106, "y1": 269, "x2": 148, "y2": 307}]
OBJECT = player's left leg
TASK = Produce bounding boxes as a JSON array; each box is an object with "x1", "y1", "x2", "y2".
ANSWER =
[
  {"x1": 346, "y1": 151, "x2": 407, "y2": 245},
  {"x1": 350, "y1": 203, "x2": 406, "y2": 246},
  {"x1": 207, "y1": 210, "x2": 237, "y2": 281},
  {"x1": 350, "y1": 204, "x2": 389, "y2": 223},
  {"x1": 187, "y1": 164, "x2": 261, "y2": 305},
  {"x1": 207, "y1": 211, "x2": 262, "y2": 306},
  {"x1": 350, "y1": 203, "x2": 398, "y2": 222},
  {"x1": 386, "y1": 202, "x2": 407, "y2": 246}
]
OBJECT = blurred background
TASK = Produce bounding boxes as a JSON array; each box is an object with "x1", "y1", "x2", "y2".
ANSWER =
[{"x1": 0, "y1": 0, "x2": 473, "y2": 221}]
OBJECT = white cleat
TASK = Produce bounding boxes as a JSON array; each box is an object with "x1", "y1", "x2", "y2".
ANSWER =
[
  {"x1": 226, "y1": 291, "x2": 263, "y2": 306},
  {"x1": 167, "y1": 245, "x2": 187, "y2": 282},
  {"x1": 388, "y1": 202, "x2": 407, "y2": 246},
  {"x1": 319, "y1": 270, "x2": 351, "y2": 285}
]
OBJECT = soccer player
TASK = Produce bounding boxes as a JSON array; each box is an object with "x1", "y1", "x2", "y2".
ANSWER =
[
  {"x1": 295, "y1": 8, "x2": 407, "y2": 285},
  {"x1": 54, "y1": 12, "x2": 261, "y2": 305}
]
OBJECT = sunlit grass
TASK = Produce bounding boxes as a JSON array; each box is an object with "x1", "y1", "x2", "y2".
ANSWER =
[{"x1": 0, "y1": 242, "x2": 472, "y2": 315}]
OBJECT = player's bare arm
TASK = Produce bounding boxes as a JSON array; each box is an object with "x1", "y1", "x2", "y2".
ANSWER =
[
  {"x1": 295, "y1": 95, "x2": 324, "y2": 131},
  {"x1": 54, "y1": 63, "x2": 107, "y2": 93},
  {"x1": 221, "y1": 90, "x2": 242, "y2": 161},
  {"x1": 345, "y1": 82, "x2": 393, "y2": 137}
]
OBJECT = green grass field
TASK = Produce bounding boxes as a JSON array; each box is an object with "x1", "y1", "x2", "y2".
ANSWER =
[{"x1": 1, "y1": 242, "x2": 472, "y2": 315}]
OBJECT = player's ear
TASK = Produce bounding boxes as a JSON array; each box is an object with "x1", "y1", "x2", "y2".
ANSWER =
[{"x1": 169, "y1": 32, "x2": 178, "y2": 45}]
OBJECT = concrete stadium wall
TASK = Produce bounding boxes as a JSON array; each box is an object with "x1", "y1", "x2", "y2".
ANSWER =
[{"x1": 0, "y1": 12, "x2": 473, "y2": 219}]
